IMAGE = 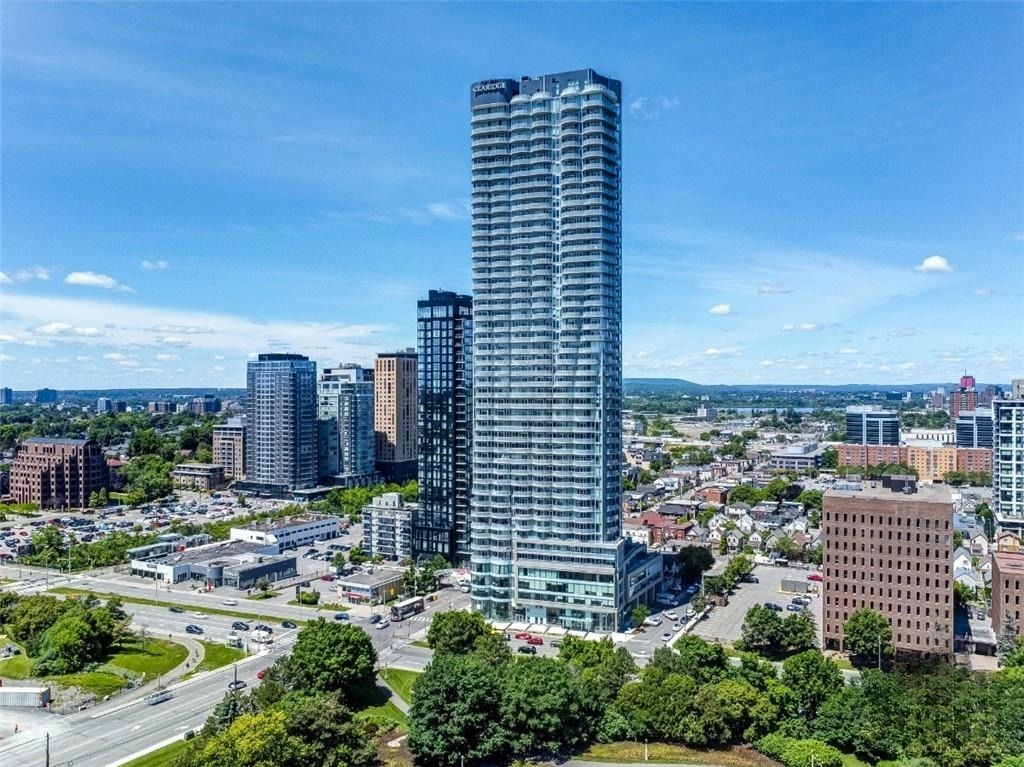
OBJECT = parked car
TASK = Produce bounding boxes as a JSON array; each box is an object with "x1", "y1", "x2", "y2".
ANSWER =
[
  {"x1": 321, "y1": 574, "x2": 335, "y2": 582},
  {"x1": 185, "y1": 624, "x2": 204, "y2": 635},
  {"x1": 232, "y1": 621, "x2": 250, "y2": 631},
  {"x1": 786, "y1": 604, "x2": 804, "y2": 612},
  {"x1": 764, "y1": 602, "x2": 783, "y2": 611},
  {"x1": 791, "y1": 595, "x2": 812, "y2": 606},
  {"x1": 664, "y1": 611, "x2": 678, "y2": 621},
  {"x1": 169, "y1": 606, "x2": 185, "y2": 614},
  {"x1": 526, "y1": 635, "x2": 543, "y2": 646},
  {"x1": 517, "y1": 645, "x2": 537, "y2": 655},
  {"x1": 744, "y1": 575, "x2": 759, "y2": 583},
  {"x1": 281, "y1": 620, "x2": 297, "y2": 629},
  {"x1": 662, "y1": 632, "x2": 673, "y2": 641},
  {"x1": 808, "y1": 572, "x2": 823, "y2": 582},
  {"x1": 552, "y1": 638, "x2": 563, "y2": 647},
  {"x1": 514, "y1": 631, "x2": 532, "y2": 640},
  {"x1": 254, "y1": 624, "x2": 273, "y2": 633}
]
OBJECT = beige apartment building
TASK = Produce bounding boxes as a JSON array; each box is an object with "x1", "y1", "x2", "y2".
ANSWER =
[
  {"x1": 213, "y1": 417, "x2": 246, "y2": 479},
  {"x1": 822, "y1": 476, "x2": 953, "y2": 658},
  {"x1": 374, "y1": 349, "x2": 417, "y2": 481}
]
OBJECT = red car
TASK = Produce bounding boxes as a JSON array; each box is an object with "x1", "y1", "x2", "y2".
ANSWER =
[
  {"x1": 257, "y1": 669, "x2": 267, "y2": 680},
  {"x1": 526, "y1": 636, "x2": 544, "y2": 646},
  {"x1": 808, "y1": 572, "x2": 823, "y2": 582},
  {"x1": 514, "y1": 631, "x2": 532, "y2": 640},
  {"x1": 322, "y1": 574, "x2": 335, "y2": 582}
]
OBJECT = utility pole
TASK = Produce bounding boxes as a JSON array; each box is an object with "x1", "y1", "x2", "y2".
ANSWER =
[{"x1": 45, "y1": 731, "x2": 50, "y2": 767}]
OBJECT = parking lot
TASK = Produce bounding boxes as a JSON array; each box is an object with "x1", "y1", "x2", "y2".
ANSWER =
[{"x1": 692, "y1": 564, "x2": 823, "y2": 647}]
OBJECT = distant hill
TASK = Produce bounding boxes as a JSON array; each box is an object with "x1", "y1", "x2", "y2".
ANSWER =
[{"x1": 624, "y1": 378, "x2": 1000, "y2": 394}]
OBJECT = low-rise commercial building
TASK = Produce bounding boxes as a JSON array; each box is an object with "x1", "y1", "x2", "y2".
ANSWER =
[
  {"x1": 10, "y1": 437, "x2": 108, "y2": 509},
  {"x1": 769, "y1": 442, "x2": 825, "y2": 471},
  {"x1": 822, "y1": 477, "x2": 953, "y2": 659},
  {"x1": 229, "y1": 514, "x2": 339, "y2": 553},
  {"x1": 129, "y1": 539, "x2": 296, "y2": 589},
  {"x1": 171, "y1": 463, "x2": 226, "y2": 491},
  {"x1": 335, "y1": 568, "x2": 404, "y2": 605},
  {"x1": 363, "y1": 492, "x2": 416, "y2": 561},
  {"x1": 991, "y1": 551, "x2": 1024, "y2": 639}
]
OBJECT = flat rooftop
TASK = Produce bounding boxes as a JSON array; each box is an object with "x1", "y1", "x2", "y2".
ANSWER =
[
  {"x1": 236, "y1": 514, "x2": 336, "y2": 533},
  {"x1": 825, "y1": 482, "x2": 952, "y2": 504},
  {"x1": 993, "y1": 551, "x2": 1024, "y2": 571},
  {"x1": 337, "y1": 569, "x2": 404, "y2": 588},
  {"x1": 135, "y1": 540, "x2": 269, "y2": 566}
]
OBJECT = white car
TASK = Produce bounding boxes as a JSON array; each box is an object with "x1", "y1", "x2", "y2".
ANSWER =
[
  {"x1": 221, "y1": 599, "x2": 238, "y2": 606},
  {"x1": 665, "y1": 611, "x2": 678, "y2": 621},
  {"x1": 662, "y1": 632, "x2": 673, "y2": 641},
  {"x1": 376, "y1": 619, "x2": 390, "y2": 630},
  {"x1": 192, "y1": 612, "x2": 208, "y2": 619}
]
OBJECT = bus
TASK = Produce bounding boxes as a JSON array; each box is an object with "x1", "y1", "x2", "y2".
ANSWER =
[{"x1": 390, "y1": 596, "x2": 425, "y2": 621}]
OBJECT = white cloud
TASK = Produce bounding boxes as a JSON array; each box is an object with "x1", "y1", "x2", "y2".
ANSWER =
[
  {"x1": 837, "y1": 348, "x2": 859, "y2": 355},
  {"x1": 1009, "y1": 232, "x2": 1024, "y2": 241},
  {"x1": 32, "y1": 322, "x2": 104, "y2": 337},
  {"x1": 761, "y1": 359, "x2": 774, "y2": 366},
  {"x1": 0, "y1": 334, "x2": 17, "y2": 343},
  {"x1": 898, "y1": 362, "x2": 918, "y2": 371},
  {"x1": 140, "y1": 260, "x2": 169, "y2": 270},
  {"x1": 155, "y1": 353, "x2": 179, "y2": 361},
  {"x1": 75, "y1": 355, "x2": 92, "y2": 362},
  {"x1": 213, "y1": 355, "x2": 225, "y2": 360},
  {"x1": 704, "y1": 348, "x2": 722, "y2": 356},
  {"x1": 974, "y1": 288, "x2": 994, "y2": 297},
  {"x1": 0, "y1": 353, "x2": 16, "y2": 362},
  {"x1": 708, "y1": 303, "x2": 732, "y2": 316},
  {"x1": 782, "y1": 323, "x2": 819, "y2": 332},
  {"x1": 757, "y1": 285, "x2": 794, "y2": 295},
  {"x1": 103, "y1": 352, "x2": 134, "y2": 361},
  {"x1": 628, "y1": 96, "x2": 680, "y2": 119},
  {"x1": 426, "y1": 202, "x2": 463, "y2": 220},
  {"x1": 887, "y1": 327, "x2": 919, "y2": 338},
  {"x1": 0, "y1": 272, "x2": 13, "y2": 285},
  {"x1": 65, "y1": 271, "x2": 133, "y2": 292},
  {"x1": 914, "y1": 255, "x2": 952, "y2": 273},
  {"x1": 12, "y1": 266, "x2": 50, "y2": 282}
]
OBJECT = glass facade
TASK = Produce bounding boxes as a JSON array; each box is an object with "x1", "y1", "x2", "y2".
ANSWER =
[
  {"x1": 994, "y1": 399, "x2": 1024, "y2": 522},
  {"x1": 469, "y1": 69, "x2": 626, "y2": 631},
  {"x1": 318, "y1": 365, "x2": 376, "y2": 486},
  {"x1": 416, "y1": 291, "x2": 473, "y2": 564},
  {"x1": 245, "y1": 354, "x2": 317, "y2": 492}
]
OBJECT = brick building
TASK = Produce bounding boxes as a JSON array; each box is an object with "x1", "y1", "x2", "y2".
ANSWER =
[
  {"x1": 839, "y1": 443, "x2": 992, "y2": 482},
  {"x1": 213, "y1": 417, "x2": 246, "y2": 480},
  {"x1": 374, "y1": 349, "x2": 418, "y2": 482},
  {"x1": 991, "y1": 551, "x2": 1024, "y2": 639},
  {"x1": 838, "y1": 444, "x2": 903, "y2": 469},
  {"x1": 10, "y1": 437, "x2": 108, "y2": 509},
  {"x1": 822, "y1": 477, "x2": 953, "y2": 659}
]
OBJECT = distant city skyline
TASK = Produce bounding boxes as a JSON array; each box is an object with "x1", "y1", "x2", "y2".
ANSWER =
[{"x1": 1, "y1": 3, "x2": 1022, "y2": 388}]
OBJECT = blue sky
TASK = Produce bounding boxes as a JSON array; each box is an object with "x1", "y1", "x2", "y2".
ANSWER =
[{"x1": 2, "y1": 2, "x2": 1021, "y2": 389}]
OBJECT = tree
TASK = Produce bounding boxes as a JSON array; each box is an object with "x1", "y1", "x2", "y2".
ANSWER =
[
  {"x1": 501, "y1": 657, "x2": 590, "y2": 754},
  {"x1": 781, "y1": 650, "x2": 843, "y2": 719},
  {"x1": 88, "y1": 487, "x2": 109, "y2": 508},
  {"x1": 843, "y1": 609, "x2": 893, "y2": 668},
  {"x1": 728, "y1": 484, "x2": 762, "y2": 505},
  {"x1": 997, "y1": 610, "x2": 1020, "y2": 662},
  {"x1": 796, "y1": 489, "x2": 823, "y2": 511},
  {"x1": 977, "y1": 502, "x2": 996, "y2": 540},
  {"x1": 741, "y1": 605, "x2": 784, "y2": 655},
  {"x1": 195, "y1": 710, "x2": 305, "y2": 767},
  {"x1": 471, "y1": 631, "x2": 512, "y2": 666},
  {"x1": 331, "y1": 552, "x2": 346, "y2": 570},
  {"x1": 286, "y1": 620, "x2": 376, "y2": 700},
  {"x1": 277, "y1": 692, "x2": 376, "y2": 767},
  {"x1": 33, "y1": 614, "x2": 96, "y2": 675},
  {"x1": 677, "y1": 546, "x2": 714, "y2": 582},
  {"x1": 781, "y1": 611, "x2": 817, "y2": 653},
  {"x1": 691, "y1": 677, "x2": 761, "y2": 745},
  {"x1": 426, "y1": 610, "x2": 491, "y2": 655},
  {"x1": 774, "y1": 534, "x2": 803, "y2": 561},
  {"x1": 347, "y1": 544, "x2": 369, "y2": 565},
  {"x1": 408, "y1": 653, "x2": 507, "y2": 767},
  {"x1": 631, "y1": 604, "x2": 650, "y2": 628},
  {"x1": 8, "y1": 594, "x2": 73, "y2": 654},
  {"x1": 673, "y1": 635, "x2": 728, "y2": 685},
  {"x1": 953, "y1": 580, "x2": 974, "y2": 606},
  {"x1": 31, "y1": 525, "x2": 65, "y2": 560},
  {"x1": 1002, "y1": 636, "x2": 1024, "y2": 669}
]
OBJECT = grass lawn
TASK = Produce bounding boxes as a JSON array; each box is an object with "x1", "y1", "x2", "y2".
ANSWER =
[
  {"x1": 579, "y1": 742, "x2": 766, "y2": 766},
  {"x1": 51, "y1": 671, "x2": 129, "y2": 697},
  {"x1": 357, "y1": 699, "x2": 407, "y2": 730},
  {"x1": 190, "y1": 641, "x2": 244, "y2": 676},
  {"x1": 245, "y1": 591, "x2": 280, "y2": 601},
  {"x1": 51, "y1": 587, "x2": 303, "y2": 625},
  {"x1": 839, "y1": 753, "x2": 872, "y2": 767},
  {"x1": 410, "y1": 639, "x2": 430, "y2": 648},
  {"x1": 380, "y1": 668, "x2": 419, "y2": 704},
  {"x1": 108, "y1": 636, "x2": 187, "y2": 683},
  {"x1": 120, "y1": 738, "x2": 192, "y2": 767},
  {"x1": 0, "y1": 647, "x2": 33, "y2": 679}
]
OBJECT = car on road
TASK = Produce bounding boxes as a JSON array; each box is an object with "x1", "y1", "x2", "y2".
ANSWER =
[
  {"x1": 672, "y1": 623, "x2": 681, "y2": 631},
  {"x1": 665, "y1": 611, "x2": 678, "y2": 621},
  {"x1": 321, "y1": 575, "x2": 335, "y2": 582},
  {"x1": 333, "y1": 613, "x2": 348, "y2": 622},
  {"x1": 232, "y1": 621, "x2": 250, "y2": 631},
  {"x1": 662, "y1": 632, "x2": 673, "y2": 641},
  {"x1": 786, "y1": 604, "x2": 805, "y2": 612},
  {"x1": 185, "y1": 624, "x2": 204, "y2": 635},
  {"x1": 222, "y1": 599, "x2": 238, "y2": 606},
  {"x1": 145, "y1": 690, "x2": 173, "y2": 705},
  {"x1": 764, "y1": 602, "x2": 783, "y2": 611},
  {"x1": 514, "y1": 631, "x2": 532, "y2": 640},
  {"x1": 228, "y1": 680, "x2": 248, "y2": 692},
  {"x1": 517, "y1": 645, "x2": 537, "y2": 655},
  {"x1": 369, "y1": 614, "x2": 382, "y2": 624},
  {"x1": 376, "y1": 619, "x2": 390, "y2": 630},
  {"x1": 257, "y1": 669, "x2": 267, "y2": 680},
  {"x1": 192, "y1": 612, "x2": 208, "y2": 619},
  {"x1": 526, "y1": 635, "x2": 543, "y2": 646},
  {"x1": 169, "y1": 606, "x2": 185, "y2": 614},
  {"x1": 281, "y1": 620, "x2": 297, "y2": 629}
]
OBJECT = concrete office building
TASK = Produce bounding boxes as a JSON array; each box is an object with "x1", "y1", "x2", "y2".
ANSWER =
[
  {"x1": 822, "y1": 477, "x2": 953, "y2": 658},
  {"x1": 374, "y1": 350, "x2": 418, "y2": 482},
  {"x1": 213, "y1": 416, "x2": 246, "y2": 480},
  {"x1": 955, "y1": 409, "x2": 994, "y2": 449},
  {"x1": 230, "y1": 514, "x2": 339, "y2": 553},
  {"x1": 188, "y1": 394, "x2": 221, "y2": 415},
  {"x1": 845, "y1": 405, "x2": 899, "y2": 446},
  {"x1": 990, "y1": 551, "x2": 1024, "y2": 639},
  {"x1": 0, "y1": 387, "x2": 12, "y2": 406},
  {"x1": 129, "y1": 539, "x2": 296, "y2": 589},
  {"x1": 10, "y1": 437, "x2": 108, "y2": 509},
  {"x1": 147, "y1": 400, "x2": 173, "y2": 414},
  {"x1": 362, "y1": 492, "x2": 417, "y2": 561},
  {"x1": 769, "y1": 442, "x2": 826, "y2": 471},
  {"x1": 469, "y1": 69, "x2": 660, "y2": 631},
  {"x1": 994, "y1": 391, "x2": 1024, "y2": 536},
  {"x1": 35, "y1": 388, "x2": 58, "y2": 404},
  {"x1": 243, "y1": 354, "x2": 317, "y2": 494},
  {"x1": 97, "y1": 397, "x2": 113, "y2": 414},
  {"x1": 170, "y1": 463, "x2": 226, "y2": 491},
  {"x1": 318, "y1": 365, "x2": 376, "y2": 486},
  {"x1": 415, "y1": 290, "x2": 473, "y2": 563}
]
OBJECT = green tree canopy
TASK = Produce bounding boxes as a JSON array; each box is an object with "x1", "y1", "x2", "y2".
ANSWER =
[
  {"x1": 781, "y1": 650, "x2": 843, "y2": 719},
  {"x1": 426, "y1": 610, "x2": 491, "y2": 655},
  {"x1": 843, "y1": 608, "x2": 893, "y2": 667},
  {"x1": 285, "y1": 620, "x2": 376, "y2": 700}
]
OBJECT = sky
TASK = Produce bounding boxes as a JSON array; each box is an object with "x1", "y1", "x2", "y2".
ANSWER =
[{"x1": 1, "y1": 2, "x2": 1022, "y2": 389}]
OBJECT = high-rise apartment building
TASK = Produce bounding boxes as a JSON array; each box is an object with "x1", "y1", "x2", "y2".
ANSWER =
[
  {"x1": 374, "y1": 350, "x2": 418, "y2": 482},
  {"x1": 97, "y1": 397, "x2": 113, "y2": 414},
  {"x1": 955, "y1": 409, "x2": 994, "y2": 449},
  {"x1": 415, "y1": 290, "x2": 473, "y2": 564},
  {"x1": 243, "y1": 354, "x2": 317, "y2": 494},
  {"x1": 0, "y1": 387, "x2": 12, "y2": 406},
  {"x1": 468, "y1": 69, "x2": 660, "y2": 631},
  {"x1": 822, "y1": 477, "x2": 954, "y2": 658},
  {"x1": 188, "y1": 394, "x2": 221, "y2": 415},
  {"x1": 147, "y1": 400, "x2": 173, "y2": 413},
  {"x1": 845, "y1": 406, "x2": 900, "y2": 445},
  {"x1": 994, "y1": 391, "x2": 1024, "y2": 536},
  {"x1": 318, "y1": 365, "x2": 376, "y2": 486},
  {"x1": 10, "y1": 437, "x2": 109, "y2": 509},
  {"x1": 35, "y1": 388, "x2": 58, "y2": 404},
  {"x1": 213, "y1": 416, "x2": 246, "y2": 480},
  {"x1": 951, "y1": 375, "x2": 978, "y2": 421}
]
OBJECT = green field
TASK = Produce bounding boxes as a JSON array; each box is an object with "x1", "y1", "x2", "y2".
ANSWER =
[
  {"x1": 0, "y1": 646, "x2": 33, "y2": 679},
  {"x1": 356, "y1": 698, "x2": 407, "y2": 731},
  {"x1": 108, "y1": 636, "x2": 188, "y2": 683},
  {"x1": 190, "y1": 641, "x2": 245, "y2": 676},
  {"x1": 380, "y1": 667, "x2": 419, "y2": 704},
  {"x1": 580, "y1": 742, "x2": 766, "y2": 766},
  {"x1": 119, "y1": 738, "x2": 192, "y2": 767}
]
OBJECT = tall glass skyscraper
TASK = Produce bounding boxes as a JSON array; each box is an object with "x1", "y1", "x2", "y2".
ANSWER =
[
  {"x1": 416, "y1": 290, "x2": 473, "y2": 564},
  {"x1": 469, "y1": 70, "x2": 659, "y2": 632},
  {"x1": 244, "y1": 353, "x2": 318, "y2": 493},
  {"x1": 318, "y1": 364, "x2": 376, "y2": 487}
]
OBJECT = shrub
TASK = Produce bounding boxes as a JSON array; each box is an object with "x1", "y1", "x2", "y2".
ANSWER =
[
  {"x1": 756, "y1": 733, "x2": 843, "y2": 767},
  {"x1": 296, "y1": 591, "x2": 320, "y2": 606}
]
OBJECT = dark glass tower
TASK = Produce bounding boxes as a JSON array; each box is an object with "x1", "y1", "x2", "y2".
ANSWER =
[{"x1": 415, "y1": 290, "x2": 473, "y2": 564}]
